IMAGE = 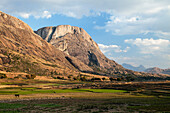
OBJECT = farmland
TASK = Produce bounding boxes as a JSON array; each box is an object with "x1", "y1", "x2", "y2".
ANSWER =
[{"x1": 0, "y1": 77, "x2": 169, "y2": 112}]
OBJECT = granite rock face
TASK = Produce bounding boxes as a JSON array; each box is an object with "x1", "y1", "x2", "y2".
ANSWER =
[
  {"x1": 36, "y1": 25, "x2": 133, "y2": 75},
  {"x1": 0, "y1": 11, "x2": 92, "y2": 73}
]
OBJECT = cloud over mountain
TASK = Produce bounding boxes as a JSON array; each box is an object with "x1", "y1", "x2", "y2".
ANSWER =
[{"x1": 125, "y1": 38, "x2": 170, "y2": 54}]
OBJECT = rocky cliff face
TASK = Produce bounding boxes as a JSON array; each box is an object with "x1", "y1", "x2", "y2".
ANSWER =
[
  {"x1": 35, "y1": 25, "x2": 135, "y2": 75},
  {"x1": 0, "y1": 11, "x2": 92, "y2": 75},
  {"x1": 1, "y1": 11, "x2": 168, "y2": 80}
]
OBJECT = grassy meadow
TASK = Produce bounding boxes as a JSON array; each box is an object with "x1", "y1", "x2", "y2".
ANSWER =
[{"x1": 0, "y1": 78, "x2": 169, "y2": 112}]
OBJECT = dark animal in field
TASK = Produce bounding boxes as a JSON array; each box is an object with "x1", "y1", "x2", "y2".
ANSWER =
[{"x1": 15, "y1": 94, "x2": 20, "y2": 97}]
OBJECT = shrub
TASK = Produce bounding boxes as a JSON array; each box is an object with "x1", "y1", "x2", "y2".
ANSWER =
[
  {"x1": 31, "y1": 74, "x2": 36, "y2": 79},
  {"x1": 57, "y1": 76, "x2": 62, "y2": 79},
  {"x1": 26, "y1": 74, "x2": 36, "y2": 79},
  {"x1": 109, "y1": 77, "x2": 117, "y2": 82},
  {"x1": 73, "y1": 77, "x2": 78, "y2": 80},
  {"x1": 80, "y1": 76, "x2": 87, "y2": 81},
  {"x1": 102, "y1": 77, "x2": 106, "y2": 81},
  {"x1": 0, "y1": 73, "x2": 7, "y2": 79},
  {"x1": 117, "y1": 77, "x2": 122, "y2": 81},
  {"x1": 68, "y1": 75, "x2": 73, "y2": 80},
  {"x1": 91, "y1": 77, "x2": 101, "y2": 82}
]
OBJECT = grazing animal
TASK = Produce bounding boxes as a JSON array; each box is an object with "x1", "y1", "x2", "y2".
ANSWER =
[{"x1": 15, "y1": 94, "x2": 20, "y2": 97}]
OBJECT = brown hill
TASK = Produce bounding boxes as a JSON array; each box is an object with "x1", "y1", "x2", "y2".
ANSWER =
[
  {"x1": 35, "y1": 25, "x2": 132, "y2": 75},
  {"x1": 0, "y1": 11, "x2": 169, "y2": 81},
  {"x1": 145, "y1": 67, "x2": 170, "y2": 75},
  {"x1": 35, "y1": 25, "x2": 170, "y2": 80},
  {"x1": 0, "y1": 11, "x2": 92, "y2": 76}
]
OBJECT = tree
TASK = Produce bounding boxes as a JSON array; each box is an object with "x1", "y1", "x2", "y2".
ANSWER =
[
  {"x1": 68, "y1": 75, "x2": 73, "y2": 80},
  {"x1": 80, "y1": 76, "x2": 87, "y2": 81},
  {"x1": 31, "y1": 74, "x2": 36, "y2": 79},
  {"x1": 117, "y1": 77, "x2": 122, "y2": 81},
  {"x1": 109, "y1": 77, "x2": 113, "y2": 82},
  {"x1": 0, "y1": 73, "x2": 7, "y2": 79},
  {"x1": 26, "y1": 74, "x2": 36, "y2": 79},
  {"x1": 73, "y1": 77, "x2": 78, "y2": 80},
  {"x1": 102, "y1": 77, "x2": 106, "y2": 81},
  {"x1": 109, "y1": 77, "x2": 116, "y2": 82}
]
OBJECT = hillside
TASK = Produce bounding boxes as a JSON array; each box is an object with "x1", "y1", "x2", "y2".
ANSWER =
[
  {"x1": 145, "y1": 67, "x2": 170, "y2": 75},
  {"x1": 0, "y1": 11, "x2": 92, "y2": 76},
  {"x1": 0, "y1": 11, "x2": 169, "y2": 81},
  {"x1": 35, "y1": 25, "x2": 170, "y2": 80},
  {"x1": 35, "y1": 25, "x2": 134, "y2": 75}
]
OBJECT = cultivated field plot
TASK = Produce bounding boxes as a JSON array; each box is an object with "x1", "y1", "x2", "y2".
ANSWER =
[{"x1": 0, "y1": 79, "x2": 169, "y2": 113}]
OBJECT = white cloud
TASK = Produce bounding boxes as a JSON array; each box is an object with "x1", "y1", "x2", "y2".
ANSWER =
[
  {"x1": 125, "y1": 38, "x2": 170, "y2": 54},
  {"x1": 34, "y1": 11, "x2": 52, "y2": 19},
  {"x1": 98, "y1": 43, "x2": 130, "y2": 53},
  {"x1": 18, "y1": 13, "x2": 30, "y2": 19},
  {"x1": 1, "y1": 0, "x2": 170, "y2": 37}
]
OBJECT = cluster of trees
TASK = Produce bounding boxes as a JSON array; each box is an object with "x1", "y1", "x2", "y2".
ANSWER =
[{"x1": 26, "y1": 74, "x2": 36, "y2": 79}]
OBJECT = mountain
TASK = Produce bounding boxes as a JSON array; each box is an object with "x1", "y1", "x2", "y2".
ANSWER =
[
  {"x1": 145, "y1": 67, "x2": 170, "y2": 75},
  {"x1": 0, "y1": 11, "x2": 169, "y2": 80},
  {"x1": 35, "y1": 25, "x2": 170, "y2": 80},
  {"x1": 0, "y1": 11, "x2": 92, "y2": 76},
  {"x1": 35, "y1": 25, "x2": 137, "y2": 76},
  {"x1": 122, "y1": 63, "x2": 170, "y2": 75},
  {"x1": 122, "y1": 63, "x2": 146, "y2": 72}
]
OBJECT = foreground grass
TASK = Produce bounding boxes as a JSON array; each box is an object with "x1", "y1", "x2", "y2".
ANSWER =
[
  {"x1": 0, "y1": 89, "x2": 127, "y2": 95},
  {"x1": 0, "y1": 97, "x2": 169, "y2": 113},
  {"x1": 0, "y1": 80, "x2": 169, "y2": 112}
]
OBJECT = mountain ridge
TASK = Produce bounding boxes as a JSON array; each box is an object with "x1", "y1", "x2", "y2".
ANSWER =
[
  {"x1": 145, "y1": 67, "x2": 170, "y2": 75},
  {"x1": 0, "y1": 11, "x2": 93, "y2": 76},
  {"x1": 35, "y1": 25, "x2": 133, "y2": 75},
  {"x1": 35, "y1": 25, "x2": 170, "y2": 79},
  {"x1": 0, "y1": 11, "x2": 169, "y2": 80},
  {"x1": 122, "y1": 63, "x2": 146, "y2": 72}
]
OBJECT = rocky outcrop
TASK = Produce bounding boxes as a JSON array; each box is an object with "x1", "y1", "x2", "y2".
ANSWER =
[
  {"x1": 36, "y1": 25, "x2": 134, "y2": 75},
  {"x1": 0, "y1": 11, "x2": 92, "y2": 74},
  {"x1": 1, "y1": 11, "x2": 168, "y2": 80}
]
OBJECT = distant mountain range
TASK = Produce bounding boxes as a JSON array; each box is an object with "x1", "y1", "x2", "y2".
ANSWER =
[
  {"x1": 145, "y1": 67, "x2": 170, "y2": 75},
  {"x1": 122, "y1": 63, "x2": 170, "y2": 75},
  {"x1": 122, "y1": 63, "x2": 146, "y2": 72}
]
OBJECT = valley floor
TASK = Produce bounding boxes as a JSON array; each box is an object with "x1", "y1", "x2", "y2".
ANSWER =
[{"x1": 0, "y1": 78, "x2": 169, "y2": 113}]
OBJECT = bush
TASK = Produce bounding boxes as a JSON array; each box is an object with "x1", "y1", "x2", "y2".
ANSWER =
[
  {"x1": 73, "y1": 77, "x2": 78, "y2": 80},
  {"x1": 0, "y1": 73, "x2": 7, "y2": 79},
  {"x1": 31, "y1": 74, "x2": 36, "y2": 79},
  {"x1": 68, "y1": 75, "x2": 73, "y2": 80},
  {"x1": 102, "y1": 77, "x2": 106, "y2": 81},
  {"x1": 117, "y1": 77, "x2": 122, "y2": 81},
  {"x1": 80, "y1": 76, "x2": 87, "y2": 81},
  {"x1": 91, "y1": 77, "x2": 101, "y2": 82},
  {"x1": 109, "y1": 77, "x2": 117, "y2": 82},
  {"x1": 26, "y1": 74, "x2": 36, "y2": 79}
]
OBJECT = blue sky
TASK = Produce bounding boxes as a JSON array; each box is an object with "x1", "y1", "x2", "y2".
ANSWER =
[{"x1": 0, "y1": 0, "x2": 170, "y2": 69}]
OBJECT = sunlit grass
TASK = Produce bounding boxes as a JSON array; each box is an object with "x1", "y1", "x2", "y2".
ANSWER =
[
  {"x1": 0, "y1": 89, "x2": 127, "y2": 95},
  {"x1": 74, "y1": 89, "x2": 127, "y2": 93}
]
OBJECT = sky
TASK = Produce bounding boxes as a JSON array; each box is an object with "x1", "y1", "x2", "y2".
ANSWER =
[{"x1": 0, "y1": 0, "x2": 170, "y2": 69}]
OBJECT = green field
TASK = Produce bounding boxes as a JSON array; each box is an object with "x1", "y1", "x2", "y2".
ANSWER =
[
  {"x1": 0, "y1": 89, "x2": 127, "y2": 95},
  {"x1": 0, "y1": 80, "x2": 169, "y2": 112}
]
